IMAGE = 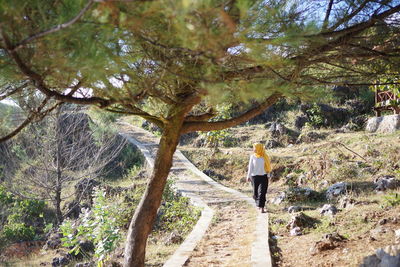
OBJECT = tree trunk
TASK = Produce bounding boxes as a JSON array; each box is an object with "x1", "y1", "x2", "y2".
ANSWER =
[
  {"x1": 123, "y1": 110, "x2": 187, "y2": 267},
  {"x1": 55, "y1": 187, "x2": 62, "y2": 225}
]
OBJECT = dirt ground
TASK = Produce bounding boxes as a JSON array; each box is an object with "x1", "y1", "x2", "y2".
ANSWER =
[{"x1": 185, "y1": 201, "x2": 256, "y2": 267}]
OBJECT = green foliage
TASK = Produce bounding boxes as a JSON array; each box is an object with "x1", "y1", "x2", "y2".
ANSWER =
[
  {"x1": 200, "y1": 104, "x2": 234, "y2": 147},
  {"x1": 305, "y1": 103, "x2": 324, "y2": 128},
  {"x1": 0, "y1": 185, "x2": 45, "y2": 243},
  {"x1": 2, "y1": 223, "x2": 36, "y2": 242},
  {"x1": 329, "y1": 164, "x2": 359, "y2": 183},
  {"x1": 155, "y1": 179, "x2": 200, "y2": 235},
  {"x1": 60, "y1": 188, "x2": 121, "y2": 262},
  {"x1": 382, "y1": 193, "x2": 400, "y2": 207}
]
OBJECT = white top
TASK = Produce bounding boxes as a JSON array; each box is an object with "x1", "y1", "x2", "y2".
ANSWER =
[{"x1": 247, "y1": 155, "x2": 267, "y2": 178}]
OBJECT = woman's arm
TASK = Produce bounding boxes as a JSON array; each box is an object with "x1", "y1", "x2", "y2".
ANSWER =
[{"x1": 247, "y1": 155, "x2": 253, "y2": 181}]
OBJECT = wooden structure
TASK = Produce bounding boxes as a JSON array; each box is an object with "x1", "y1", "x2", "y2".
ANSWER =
[{"x1": 373, "y1": 87, "x2": 400, "y2": 117}]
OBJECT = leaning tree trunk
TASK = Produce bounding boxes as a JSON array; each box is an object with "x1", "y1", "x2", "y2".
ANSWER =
[{"x1": 123, "y1": 109, "x2": 188, "y2": 267}]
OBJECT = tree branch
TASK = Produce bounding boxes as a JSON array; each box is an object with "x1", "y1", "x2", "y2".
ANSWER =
[
  {"x1": 12, "y1": 0, "x2": 95, "y2": 52},
  {"x1": 181, "y1": 92, "x2": 281, "y2": 133},
  {"x1": 0, "y1": 81, "x2": 29, "y2": 101},
  {"x1": 0, "y1": 98, "x2": 62, "y2": 143},
  {"x1": 322, "y1": 0, "x2": 334, "y2": 30},
  {"x1": 184, "y1": 109, "x2": 216, "y2": 122},
  {"x1": 0, "y1": 30, "x2": 114, "y2": 108}
]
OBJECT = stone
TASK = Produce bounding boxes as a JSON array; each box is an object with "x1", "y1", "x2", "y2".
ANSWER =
[
  {"x1": 75, "y1": 262, "x2": 95, "y2": 267},
  {"x1": 326, "y1": 182, "x2": 348, "y2": 200},
  {"x1": 290, "y1": 227, "x2": 302, "y2": 236},
  {"x1": 287, "y1": 206, "x2": 302, "y2": 213},
  {"x1": 270, "y1": 192, "x2": 286, "y2": 205},
  {"x1": 265, "y1": 139, "x2": 281, "y2": 149},
  {"x1": 79, "y1": 240, "x2": 95, "y2": 253},
  {"x1": 52, "y1": 256, "x2": 70, "y2": 267},
  {"x1": 374, "y1": 175, "x2": 399, "y2": 191},
  {"x1": 320, "y1": 204, "x2": 338, "y2": 216},
  {"x1": 370, "y1": 226, "x2": 386, "y2": 240},
  {"x1": 366, "y1": 114, "x2": 400, "y2": 133},
  {"x1": 164, "y1": 231, "x2": 183, "y2": 245},
  {"x1": 268, "y1": 122, "x2": 287, "y2": 137},
  {"x1": 294, "y1": 115, "x2": 308, "y2": 129},
  {"x1": 74, "y1": 178, "x2": 101, "y2": 202},
  {"x1": 297, "y1": 131, "x2": 326, "y2": 143},
  {"x1": 44, "y1": 231, "x2": 63, "y2": 250},
  {"x1": 203, "y1": 169, "x2": 226, "y2": 180},
  {"x1": 395, "y1": 229, "x2": 400, "y2": 243},
  {"x1": 286, "y1": 212, "x2": 316, "y2": 230},
  {"x1": 338, "y1": 196, "x2": 356, "y2": 209}
]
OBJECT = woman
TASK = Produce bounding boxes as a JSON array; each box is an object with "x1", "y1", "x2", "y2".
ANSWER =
[{"x1": 247, "y1": 143, "x2": 272, "y2": 213}]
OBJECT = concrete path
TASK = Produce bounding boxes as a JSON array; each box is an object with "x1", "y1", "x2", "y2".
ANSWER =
[{"x1": 120, "y1": 124, "x2": 271, "y2": 267}]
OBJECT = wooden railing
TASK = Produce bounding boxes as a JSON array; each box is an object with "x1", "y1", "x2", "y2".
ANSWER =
[{"x1": 374, "y1": 89, "x2": 400, "y2": 117}]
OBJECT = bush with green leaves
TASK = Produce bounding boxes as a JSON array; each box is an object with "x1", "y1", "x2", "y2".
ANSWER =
[
  {"x1": 305, "y1": 103, "x2": 324, "y2": 128},
  {"x1": 155, "y1": 179, "x2": 200, "y2": 235},
  {"x1": 0, "y1": 185, "x2": 45, "y2": 242},
  {"x1": 60, "y1": 188, "x2": 121, "y2": 262},
  {"x1": 383, "y1": 193, "x2": 400, "y2": 207},
  {"x1": 199, "y1": 104, "x2": 235, "y2": 147}
]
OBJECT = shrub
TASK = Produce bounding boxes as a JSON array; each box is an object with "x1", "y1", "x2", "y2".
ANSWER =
[
  {"x1": 60, "y1": 188, "x2": 121, "y2": 262},
  {"x1": 383, "y1": 193, "x2": 400, "y2": 207},
  {"x1": 155, "y1": 179, "x2": 200, "y2": 235},
  {"x1": 2, "y1": 223, "x2": 35, "y2": 242}
]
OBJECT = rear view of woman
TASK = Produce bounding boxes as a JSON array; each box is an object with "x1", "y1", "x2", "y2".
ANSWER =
[{"x1": 246, "y1": 143, "x2": 272, "y2": 213}]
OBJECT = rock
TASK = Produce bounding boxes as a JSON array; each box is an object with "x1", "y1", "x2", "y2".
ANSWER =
[
  {"x1": 318, "y1": 180, "x2": 329, "y2": 189},
  {"x1": 52, "y1": 255, "x2": 71, "y2": 267},
  {"x1": 319, "y1": 204, "x2": 338, "y2": 216},
  {"x1": 74, "y1": 178, "x2": 101, "y2": 203},
  {"x1": 361, "y1": 244, "x2": 400, "y2": 267},
  {"x1": 366, "y1": 114, "x2": 400, "y2": 133},
  {"x1": 75, "y1": 262, "x2": 95, "y2": 267},
  {"x1": 273, "y1": 219, "x2": 285, "y2": 225},
  {"x1": 164, "y1": 231, "x2": 183, "y2": 245},
  {"x1": 265, "y1": 139, "x2": 282, "y2": 149},
  {"x1": 270, "y1": 192, "x2": 286, "y2": 205},
  {"x1": 297, "y1": 131, "x2": 327, "y2": 143},
  {"x1": 326, "y1": 182, "x2": 348, "y2": 200},
  {"x1": 287, "y1": 206, "x2": 302, "y2": 213},
  {"x1": 203, "y1": 169, "x2": 226, "y2": 180},
  {"x1": 395, "y1": 229, "x2": 400, "y2": 243},
  {"x1": 310, "y1": 232, "x2": 346, "y2": 255},
  {"x1": 45, "y1": 231, "x2": 62, "y2": 250},
  {"x1": 374, "y1": 175, "x2": 399, "y2": 191},
  {"x1": 370, "y1": 226, "x2": 386, "y2": 240},
  {"x1": 378, "y1": 218, "x2": 388, "y2": 225},
  {"x1": 297, "y1": 174, "x2": 306, "y2": 186},
  {"x1": 285, "y1": 187, "x2": 321, "y2": 202},
  {"x1": 268, "y1": 122, "x2": 287, "y2": 137},
  {"x1": 338, "y1": 196, "x2": 356, "y2": 209},
  {"x1": 295, "y1": 115, "x2": 308, "y2": 129},
  {"x1": 286, "y1": 212, "x2": 316, "y2": 230},
  {"x1": 290, "y1": 227, "x2": 302, "y2": 236},
  {"x1": 79, "y1": 240, "x2": 95, "y2": 253}
]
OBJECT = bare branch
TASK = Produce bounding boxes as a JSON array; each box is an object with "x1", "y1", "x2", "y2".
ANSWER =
[{"x1": 322, "y1": 0, "x2": 334, "y2": 30}]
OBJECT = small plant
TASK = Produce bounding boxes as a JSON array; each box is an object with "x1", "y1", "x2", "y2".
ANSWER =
[
  {"x1": 305, "y1": 103, "x2": 324, "y2": 128},
  {"x1": 382, "y1": 193, "x2": 400, "y2": 207},
  {"x1": 60, "y1": 188, "x2": 122, "y2": 263}
]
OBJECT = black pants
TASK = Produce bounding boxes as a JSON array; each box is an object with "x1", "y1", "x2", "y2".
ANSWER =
[{"x1": 251, "y1": 175, "x2": 269, "y2": 208}]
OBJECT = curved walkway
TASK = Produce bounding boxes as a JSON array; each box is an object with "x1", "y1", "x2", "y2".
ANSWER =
[{"x1": 120, "y1": 124, "x2": 271, "y2": 267}]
